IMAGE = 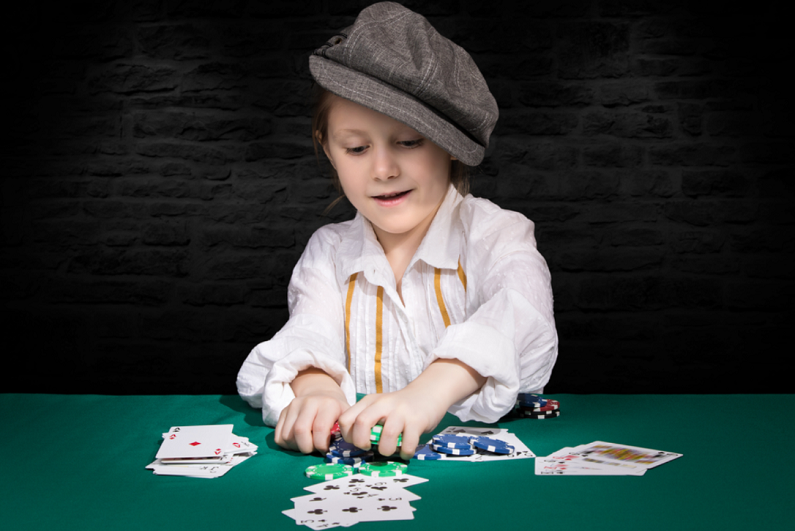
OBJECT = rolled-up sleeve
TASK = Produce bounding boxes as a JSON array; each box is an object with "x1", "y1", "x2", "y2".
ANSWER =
[
  {"x1": 427, "y1": 210, "x2": 558, "y2": 423},
  {"x1": 236, "y1": 229, "x2": 357, "y2": 427}
]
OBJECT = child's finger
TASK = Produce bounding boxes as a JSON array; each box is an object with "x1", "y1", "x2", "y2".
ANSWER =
[{"x1": 398, "y1": 424, "x2": 422, "y2": 461}]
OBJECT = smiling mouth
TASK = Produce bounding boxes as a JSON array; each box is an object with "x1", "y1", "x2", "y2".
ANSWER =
[{"x1": 373, "y1": 190, "x2": 410, "y2": 200}]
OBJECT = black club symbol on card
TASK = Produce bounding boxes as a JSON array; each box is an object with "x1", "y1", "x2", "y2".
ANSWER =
[
  {"x1": 342, "y1": 507, "x2": 362, "y2": 514},
  {"x1": 322, "y1": 485, "x2": 340, "y2": 491},
  {"x1": 309, "y1": 497, "x2": 326, "y2": 503},
  {"x1": 378, "y1": 506, "x2": 398, "y2": 512},
  {"x1": 307, "y1": 509, "x2": 326, "y2": 515}
]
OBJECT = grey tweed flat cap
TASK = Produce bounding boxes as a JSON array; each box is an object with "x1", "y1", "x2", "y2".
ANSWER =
[{"x1": 309, "y1": 1, "x2": 498, "y2": 166}]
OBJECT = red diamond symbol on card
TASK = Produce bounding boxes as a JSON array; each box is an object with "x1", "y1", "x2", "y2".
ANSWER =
[{"x1": 189, "y1": 442, "x2": 201, "y2": 446}]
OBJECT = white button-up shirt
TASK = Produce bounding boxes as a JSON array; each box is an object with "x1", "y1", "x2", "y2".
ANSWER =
[{"x1": 237, "y1": 185, "x2": 558, "y2": 427}]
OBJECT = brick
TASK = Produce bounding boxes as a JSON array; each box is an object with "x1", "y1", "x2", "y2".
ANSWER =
[
  {"x1": 135, "y1": 141, "x2": 235, "y2": 164},
  {"x1": 557, "y1": 248, "x2": 664, "y2": 272},
  {"x1": 557, "y1": 21, "x2": 630, "y2": 79},
  {"x1": 583, "y1": 143, "x2": 643, "y2": 168},
  {"x1": 517, "y1": 82, "x2": 593, "y2": 107},
  {"x1": 199, "y1": 225, "x2": 294, "y2": 249},
  {"x1": 498, "y1": 111, "x2": 578, "y2": 136},
  {"x1": 649, "y1": 143, "x2": 734, "y2": 167},
  {"x1": 68, "y1": 248, "x2": 190, "y2": 276},
  {"x1": 46, "y1": 278, "x2": 172, "y2": 305},
  {"x1": 681, "y1": 170, "x2": 751, "y2": 198},
  {"x1": 560, "y1": 170, "x2": 620, "y2": 200},
  {"x1": 88, "y1": 64, "x2": 179, "y2": 94},
  {"x1": 671, "y1": 230, "x2": 724, "y2": 253},
  {"x1": 249, "y1": 287, "x2": 290, "y2": 308},
  {"x1": 137, "y1": 24, "x2": 211, "y2": 60},
  {"x1": 583, "y1": 111, "x2": 673, "y2": 138},
  {"x1": 621, "y1": 170, "x2": 675, "y2": 198},
  {"x1": 583, "y1": 202, "x2": 659, "y2": 223},
  {"x1": 178, "y1": 283, "x2": 249, "y2": 306},
  {"x1": 677, "y1": 102, "x2": 703, "y2": 136},
  {"x1": 181, "y1": 62, "x2": 249, "y2": 92},
  {"x1": 609, "y1": 227, "x2": 665, "y2": 247},
  {"x1": 596, "y1": 81, "x2": 652, "y2": 107},
  {"x1": 670, "y1": 256, "x2": 740, "y2": 275},
  {"x1": 245, "y1": 139, "x2": 312, "y2": 161},
  {"x1": 494, "y1": 169, "x2": 556, "y2": 201},
  {"x1": 202, "y1": 252, "x2": 296, "y2": 281},
  {"x1": 133, "y1": 111, "x2": 272, "y2": 141},
  {"x1": 142, "y1": 221, "x2": 190, "y2": 246}
]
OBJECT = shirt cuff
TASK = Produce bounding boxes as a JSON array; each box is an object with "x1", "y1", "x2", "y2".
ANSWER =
[
  {"x1": 261, "y1": 351, "x2": 357, "y2": 427},
  {"x1": 426, "y1": 321, "x2": 520, "y2": 423}
]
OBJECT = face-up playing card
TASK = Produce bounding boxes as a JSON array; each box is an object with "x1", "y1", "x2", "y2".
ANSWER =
[
  {"x1": 304, "y1": 473, "x2": 428, "y2": 495},
  {"x1": 155, "y1": 425, "x2": 234, "y2": 460},
  {"x1": 571, "y1": 441, "x2": 683, "y2": 469},
  {"x1": 292, "y1": 491, "x2": 415, "y2": 526},
  {"x1": 535, "y1": 448, "x2": 646, "y2": 476}
]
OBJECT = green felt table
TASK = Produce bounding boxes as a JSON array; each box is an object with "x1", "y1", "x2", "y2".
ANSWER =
[{"x1": 1, "y1": 394, "x2": 791, "y2": 530}]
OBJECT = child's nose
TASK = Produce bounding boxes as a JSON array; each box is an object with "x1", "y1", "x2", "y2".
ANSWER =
[{"x1": 372, "y1": 146, "x2": 399, "y2": 180}]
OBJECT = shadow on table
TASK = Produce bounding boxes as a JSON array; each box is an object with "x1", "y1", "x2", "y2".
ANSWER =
[{"x1": 218, "y1": 395, "x2": 281, "y2": 451}]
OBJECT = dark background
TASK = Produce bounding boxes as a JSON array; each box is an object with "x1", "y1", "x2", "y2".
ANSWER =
[{"x1": 1, "y1": 0, "x2": 792, "y2": 395}]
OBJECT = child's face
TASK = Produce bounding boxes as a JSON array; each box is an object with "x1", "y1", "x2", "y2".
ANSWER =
[{"x1": 322, "y1": 95, "x2": 452, "y2": 244}]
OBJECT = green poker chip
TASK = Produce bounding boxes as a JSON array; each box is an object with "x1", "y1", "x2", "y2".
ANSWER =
[
  {"x1": 369, "y1": 425, "x2": 402, "y2": 446},
  {"x1": 358, "y1": 461, "x2": 408, "y2": 477},
  {"x1": 304, "y1": 463, "x2": 355, "y2": 480}
]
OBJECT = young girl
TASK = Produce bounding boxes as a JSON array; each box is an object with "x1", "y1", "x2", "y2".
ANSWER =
[{"x1": 237, "y1": 2, "x2": 558, "y2": 460}]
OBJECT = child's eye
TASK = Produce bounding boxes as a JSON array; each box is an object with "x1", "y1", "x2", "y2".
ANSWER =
[
  {"x1": 399, "y1": 139, "x2": 424, "y2": 148},
  {"x1": 345, "y1": 146, "x2": 368, "y2": 155}
]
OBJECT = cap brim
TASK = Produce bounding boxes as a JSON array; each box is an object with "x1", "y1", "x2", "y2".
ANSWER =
[{"x1": 310, "y1": 55, "x2": 485, "y2": 166}]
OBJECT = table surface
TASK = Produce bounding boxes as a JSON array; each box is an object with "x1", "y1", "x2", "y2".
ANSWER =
[{"x1": 1, "y1": 393, "x2": 791, "y2": 531}]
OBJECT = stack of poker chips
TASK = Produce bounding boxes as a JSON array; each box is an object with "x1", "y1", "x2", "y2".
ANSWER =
[
  {"x1": 306, "y1": 461, "x2": 408, "y2": 480},
  {"x1": 414, "y1": 434, "x2": 515, "y2": 460},
  {"x1": 516, "y1": 393, "x2": 560, "y2": 419},
  {"x1": 325, "y1": 435, "x2": 375, "y2": 468}
]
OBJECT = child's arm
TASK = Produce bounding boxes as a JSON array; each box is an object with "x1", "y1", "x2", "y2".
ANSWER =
[
  {"x1": 337, "y1": 358, "x2": 486, "y2": 460},
  {"x1": 274, "y1": 368, "x2": 350, "y2": 454}
]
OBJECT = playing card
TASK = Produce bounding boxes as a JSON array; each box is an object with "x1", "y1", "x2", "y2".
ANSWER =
[
  {"x1": 156, "y1": 425, "x2": 234, "y2": 460},
  {"x1": 304, "y1": 473, "x2": 428, "y2": 495},
  {"x1": 572, "y1": 441, "x2": 683, "y2": 469},
  {"x1": 292, "y1": 491, "x2": 415, "y2": 526},
  {"x1": 535, "y1": 448, "x2": 646, "y2": 476}
]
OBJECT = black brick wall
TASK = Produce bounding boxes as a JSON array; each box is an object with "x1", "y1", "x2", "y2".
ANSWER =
[{"x1": 2, "y1": 1, "x2": 792, "y2": 394}]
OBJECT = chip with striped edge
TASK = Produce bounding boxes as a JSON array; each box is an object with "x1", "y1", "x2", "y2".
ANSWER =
[
  {"x1": 469, "y1": 436, "x2": 515, "y2": 455},
  {"x1": 431, "y1": 434, "x2": 472, "y2": 449},
  {"x1": 358, "y1": 461, "x2": 408, "y2": 477},
  {"x1": 304, "y1": 463, "x2": 355, "y2": 480}
]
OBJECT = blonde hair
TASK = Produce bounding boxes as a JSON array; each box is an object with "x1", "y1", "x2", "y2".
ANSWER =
[{"x1": 311, "y1": 85, "x2": 469, "y2": 212}]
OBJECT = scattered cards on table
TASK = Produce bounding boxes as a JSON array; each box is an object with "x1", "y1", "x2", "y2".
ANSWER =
[
  {"x1": 284, "y1": 472, "x2": 428, "y2": 529},
  {"x1": 535, "y1": 441, "x2": 683, "y2": 476},
  {"x1": 146, "y1": 424, "x2": 257, "y2": 478}
]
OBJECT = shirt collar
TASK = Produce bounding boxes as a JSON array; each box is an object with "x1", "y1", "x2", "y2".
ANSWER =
[{"x1": 336, "y1": 184, "x2": 464, "y2": 286}]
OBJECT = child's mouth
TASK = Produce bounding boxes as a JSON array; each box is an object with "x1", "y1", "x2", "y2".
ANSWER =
[{"x1": 373, "y1": 190, "x2": 411, "y2": 204}]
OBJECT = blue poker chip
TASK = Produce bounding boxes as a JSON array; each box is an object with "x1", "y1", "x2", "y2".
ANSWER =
[
  {"x1": 432, "y1": 444, "x2": 476, "y2": 456},
  {"x1": 325, "y1": 452, "x2": 374, "y2": 466},
  {"x1": 413, "y1": 444, "x2": 446, "y2": 460},
  {"x1": 431, "y1": 434, "x2": 473, "y2": 449},
  {"x1": 470, "y1": 437, "x2": 515, "y2": 455},
  {"x1": 517, "y1": 393, "x2": 547, "y2": 407},
  {"x1": 328, "y1": 439, "x2": 369, "y2": 458}
]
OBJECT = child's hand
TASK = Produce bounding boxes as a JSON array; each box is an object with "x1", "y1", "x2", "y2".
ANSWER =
[
  {"x1": 274, "y1": 369, "x2": 350, "y2": 454},
  {"x1": 338, "y1": 359, "x2": 487, "y2": 460}
]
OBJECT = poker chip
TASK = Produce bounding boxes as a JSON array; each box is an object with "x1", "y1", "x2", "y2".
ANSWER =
[
  {"x1": 432, "y1": 444, "x2": 476, "y2": 456},
  {"x1": 431, "y1": 434, "x2": 472, "y2": 449},
  {"x1": 520, "y1": 402, "x2": 559, "y2": 413},
  {"x1": 469, "y1": 437, "x2": 515, "y2": 455},
  {"x1": 358, "y1": 461, "x2": 408, "y2": 477},
  {"x1": 325, "y1": 452, "x2": 373, "y2": 466},
  {"x1": 304, "y1": 463, "x2": 355, "y2": 480},
  {"x1": 370, "y1": 426, "x2": 402, "y2": 446},
  {"x1": 518, "y1": 409, "x2": 561, "y2": 419},
  {"x1": 413, "y1": 444, "x2": 446, "y2": 460},
  {"x1": 328, "y1": 439, "x2": 369, "y2": 458},
  {"x1": 517, "y1": 393, "x2": 545, "y2": 406}
]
